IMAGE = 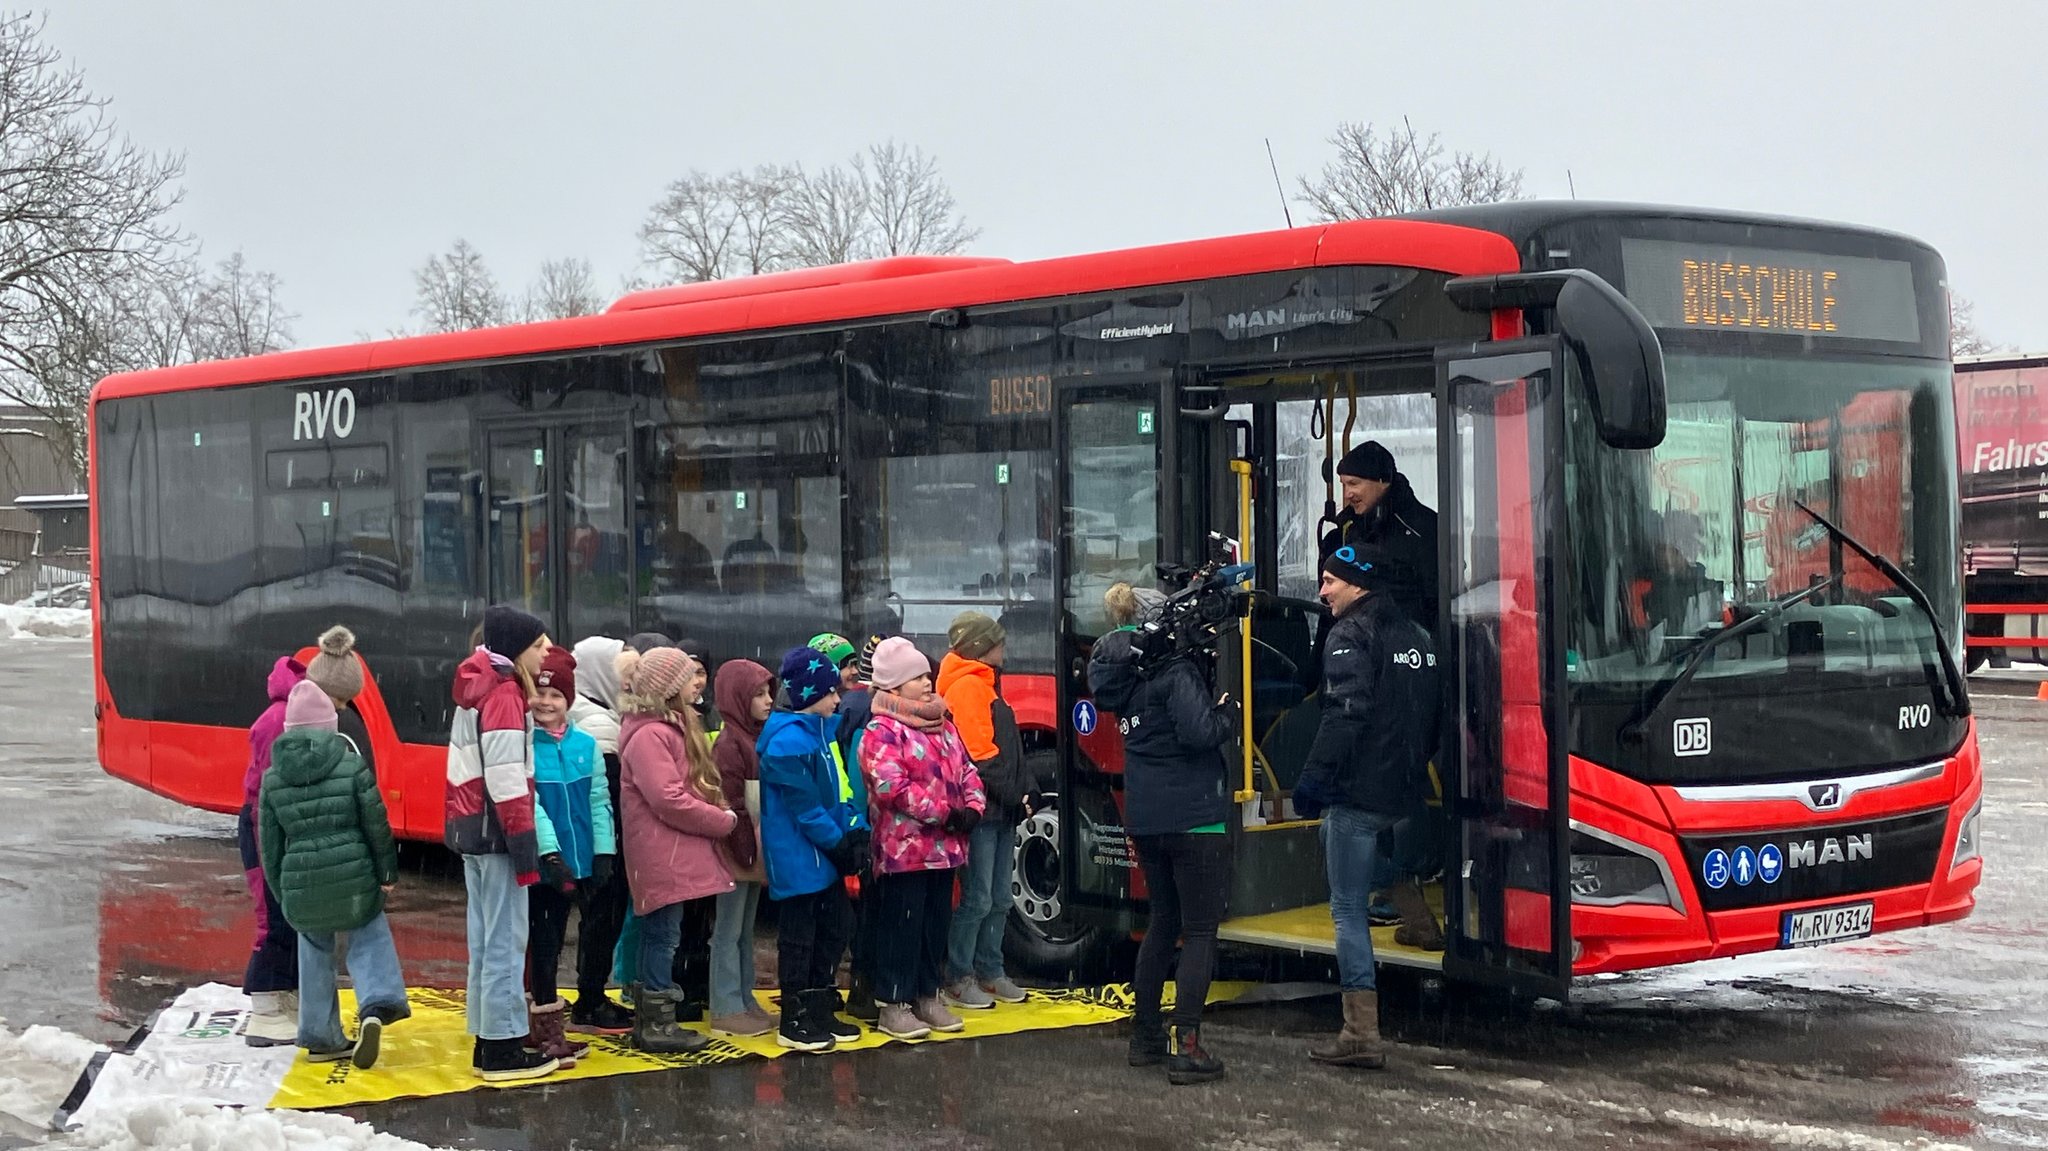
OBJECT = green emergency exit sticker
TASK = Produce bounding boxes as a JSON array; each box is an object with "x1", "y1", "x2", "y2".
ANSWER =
[
  {"x1": 1138, "y1": 410, "x2": 1155, "y2": 435},
  {"x1": 997, "y1": 463, "x2": 1011, "y2": 485},
  {"x1": 321, "y1": 500, "x2": 331, "y2": 517},
  {"x1": 533, "y1": 448, "x2": 544, "y2": 466},
  {"x1": 735, "y1": 491, "x2": 747, "y2": 510}
]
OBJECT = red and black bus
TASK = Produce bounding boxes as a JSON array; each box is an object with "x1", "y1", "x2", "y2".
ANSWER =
[{"x1": 91, "y1": 202, "x2": 1980, "y2": 998}]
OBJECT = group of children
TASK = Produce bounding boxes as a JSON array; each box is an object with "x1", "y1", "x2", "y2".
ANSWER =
[{"x1": 241, "y1": 602, "x2": 1037, "y2": 1082}]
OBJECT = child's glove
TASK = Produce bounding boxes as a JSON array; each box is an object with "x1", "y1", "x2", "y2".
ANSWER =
[
  {"x1": 943, "y1": 807, "x2": 982, "y2": 835},
  {"x1": 589, "y1": 854, "x2": 616, "y2": 889},
  {"x1": 540, "y1": 853, "x2": 577, "y2": 893},
  {"x1": 825, "y1": 829, "x2": 871, "y2": 877}
]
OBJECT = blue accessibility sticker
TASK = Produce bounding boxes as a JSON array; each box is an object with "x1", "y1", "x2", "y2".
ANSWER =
[
  {"x1": 1072, "y1": 699, "x2": 1098, "y2": 736},
  {"x1": 1732, "y1": 845, "x2": 1757, "y2": 887},
  {"x1": 1757, "y1": 843, "x2": 1783, "y2": 884},
  {"x1": 1702, "y1": 848, "x2": 1731, "y2": 890}
]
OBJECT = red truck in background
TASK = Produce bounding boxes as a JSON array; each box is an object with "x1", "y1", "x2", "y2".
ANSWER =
[{"x1": 1955, "y1": 354, "x2": 2048, "y2": 668}]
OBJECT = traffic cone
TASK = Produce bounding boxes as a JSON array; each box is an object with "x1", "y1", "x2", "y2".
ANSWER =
[{"x1": 2035, "y1": 679, "x2": 2048, "y2": 701}]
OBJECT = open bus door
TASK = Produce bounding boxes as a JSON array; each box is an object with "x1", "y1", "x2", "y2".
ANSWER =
[{"x1": 1437, "y1": 341, "x2": 1573, "y2": 999}]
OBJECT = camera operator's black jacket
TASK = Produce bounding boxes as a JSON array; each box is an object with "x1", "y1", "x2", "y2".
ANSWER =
[
  {"x1": 1297, "y1": 592, "x2": 1440, "y2": 817},
  {"x1": 1087, "y1": 630, "x2": 1235, "y2": 836},
  {"x1": 1318, "y1": 475, "x2": 1440, "y2": 627}
]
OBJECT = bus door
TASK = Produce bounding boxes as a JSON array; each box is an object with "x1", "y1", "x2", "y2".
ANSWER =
[
  {"x1": 1436, "y1": 341, "x2": 1572, "y2": 998},
  {"x1": 1053, "y1": 382, "x2": 1170, "y2": 939},
  {"x1": 481, "y1": 418, "x2": 635, "y2": 642}
]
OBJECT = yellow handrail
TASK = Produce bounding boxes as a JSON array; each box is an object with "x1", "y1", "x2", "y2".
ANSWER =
[{"x1": 1231, "y1": 458, "x2": 1256, "y2": 805}]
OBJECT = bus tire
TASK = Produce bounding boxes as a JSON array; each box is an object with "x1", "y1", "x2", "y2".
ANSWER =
[{"x1": 1004, "y1": 804, "x2": 1113, "y2": 983}]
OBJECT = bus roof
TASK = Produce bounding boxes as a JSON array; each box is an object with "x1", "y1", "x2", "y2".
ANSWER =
[
  {"x1": 91, "y1": 218, "x2": 1518, "y2": 403},
  {"x1": 1955, "y1": 352, "x2": 2048, "y2": 370},
  {"x1": 1401, "y1": 201, "x2": 1941, "y2": 260}
]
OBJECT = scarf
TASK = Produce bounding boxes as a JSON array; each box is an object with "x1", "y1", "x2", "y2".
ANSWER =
[{"x1": 873, "y1": 689, "x2": 950, "y2": 733}]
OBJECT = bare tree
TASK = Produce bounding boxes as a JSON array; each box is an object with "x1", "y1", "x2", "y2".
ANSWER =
[
  {"x1": 1297, "y1": 118, "x2": 1525, "y2": 220},
  {"x1": 637, "y1": 142, "x2": 975, "y2": 282},
  {"x1": 1950, "y1": 294, "x2": 2010, "y2": 359},
  {"x1": 518, "y1": 257, "x2": 603, "y2": 321},
  {"x1": 191, "y1": 251, "x2": 293, "y2": 360},
  {"x1": 0, "y1": 13, "x2": 185, "y2": 481},
  {"x1": 412, "y1": 239, "x2": 505, "y2": 332},
  {"x1": 859, "y1": 141, "x2": 978, "y2": 258}
]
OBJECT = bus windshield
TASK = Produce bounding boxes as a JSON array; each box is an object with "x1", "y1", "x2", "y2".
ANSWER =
[{"x1": 1565, "y1": 350, "x2": 1963, "y2": 778}]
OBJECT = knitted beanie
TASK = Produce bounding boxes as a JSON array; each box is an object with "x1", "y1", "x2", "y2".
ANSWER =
[
  {"x1": 304, "y1": 625, "x2": 364, "y2": 703},
  {"x1": 947, "y1": 612, "x2": 1006, "y2": 660},
  {"x1": 483, "y1": 604, "x2": 545, "y2": 661},
  {"x1": 535, "y1": 645, "x2": 576, "y2": 700},
  {"x1": 779, "y1": 646, "x2": 843, "y2": 708},
  {"x1": 283, "y1": 680, "x2": 338, "y2": 732},
  {"x1": 635, "y1": 646, "x2": 694, "y2": 705},
  {"x1": 869, "y1": 637, "x2": 932, "y2": 692}
]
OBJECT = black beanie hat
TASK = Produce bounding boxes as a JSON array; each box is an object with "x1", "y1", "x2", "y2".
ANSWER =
[
  {"x1": 1336, "y1": 440, "x2": 1398, "y2": 483},
  {"x1": 482, "y1": 604, "x2": 545, "y2": 660},
  {"x1": 627, "y1": 631, "x2": 675, "y2": 654},
  {"x1": 1321, "y1": 543, "x2": 1403, "y2": 593}
]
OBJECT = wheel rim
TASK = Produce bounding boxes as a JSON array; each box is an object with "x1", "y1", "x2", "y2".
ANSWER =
[{"x1": 1012, "y1": 808, "x2": 1065, "y2": 928}]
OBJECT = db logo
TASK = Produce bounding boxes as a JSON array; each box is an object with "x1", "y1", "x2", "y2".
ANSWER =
[{"x1": 1673, "y1": 717, "x2": 1712, "y2": 758}]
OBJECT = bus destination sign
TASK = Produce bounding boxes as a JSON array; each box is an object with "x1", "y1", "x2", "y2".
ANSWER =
[{"x1": 1620, "y1": 238, "x2": 1920, "y2": 343}]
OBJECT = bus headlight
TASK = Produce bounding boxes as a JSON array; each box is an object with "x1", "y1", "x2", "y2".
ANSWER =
[
  {"x1": 1569, "y1": 824, "x2": 1683, "y2": 912},
  {"x1": 1951, "y1": 797, "x2": 1983, "y2": 870}
]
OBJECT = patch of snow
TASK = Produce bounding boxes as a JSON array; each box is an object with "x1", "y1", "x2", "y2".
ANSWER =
[
  {"x1": 0, "y1": 1019, "x2": 102, "y2": 1130},
  {"x1": 1662, "y1": 1108, "x2": 1973, "y2": 1150},
  {"x1": 0, "y1": 1016, "x2": 446, "y2": 1150},
  {"x1": 0, "y1": 603, "x2": 91, "y2": 639},
  {"x1": 63, "y1": 1099, "x2": 447, "y2": 1151}
]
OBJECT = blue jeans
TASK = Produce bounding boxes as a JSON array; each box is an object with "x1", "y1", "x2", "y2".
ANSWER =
[
  {"x1": 638, "y1": 900, "x2": 687, "y2": 994},
  {"x1": 297, "y1": 911, "x2": 406, "y2": 1051},
  {"x1": 1322, "y1": 805, "x2": 1394, "y2": 992},
  {"x1": 710, "y1": 882, "x2": 763, "y2": 1017},
  {"x1": 464, "y1": 854, "x2": 529, "y2": 1040},
  {"x1": 946, "y1": 820, "x2": 1013, "y2": 983}
]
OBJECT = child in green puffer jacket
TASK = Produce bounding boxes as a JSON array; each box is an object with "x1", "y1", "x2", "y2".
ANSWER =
[{"x1": 260, "y1": 680, "x2": 409, "y2": 1068}]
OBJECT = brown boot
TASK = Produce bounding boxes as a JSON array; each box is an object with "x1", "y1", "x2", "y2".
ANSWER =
[
  {"x1": 526, "y1": 999, "x2": 587, "y2": 1067},
  {"x1": 1388, "y1": 879, "x2": 1445, "y2": 950},
  {"x1": 1308, "y1": 990, "x2": 1385, "y2": 1069}
]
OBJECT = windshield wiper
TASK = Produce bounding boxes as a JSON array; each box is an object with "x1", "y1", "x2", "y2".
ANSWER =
[
  {"x1": 1791, "y1": 499, "x2": 1970, "y2": 718},
  {"x1": 1621, "y1": 574, "x2": 1844, "y2": 745}
]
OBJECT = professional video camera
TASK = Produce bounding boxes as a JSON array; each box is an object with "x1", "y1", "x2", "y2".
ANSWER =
[{"x1": 1130, "y1": 533, "x2": 1256, "y2": 671}]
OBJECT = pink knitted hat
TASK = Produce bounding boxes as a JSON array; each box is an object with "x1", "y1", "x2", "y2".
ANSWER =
[
  {"x1": 869, "y1": 637, "x2": 931, "y2": 691},
  {"x1": 283, "y1": 679, "x2": 338, "y2": 732}
]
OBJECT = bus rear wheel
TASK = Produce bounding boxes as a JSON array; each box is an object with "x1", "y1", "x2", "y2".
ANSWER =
[{"x1": 1005, "y1": 804, "x2": 1112, "y2": 984}]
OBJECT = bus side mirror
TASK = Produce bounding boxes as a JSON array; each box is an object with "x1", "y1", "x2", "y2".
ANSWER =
[{"x1": 1446, "y1": 269, "x2": 1668, "y2": 450}]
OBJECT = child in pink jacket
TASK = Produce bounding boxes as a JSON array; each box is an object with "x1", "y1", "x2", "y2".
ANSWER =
[{"x1": 618, "y1": 646, "x2": 737, "y2": 1054}]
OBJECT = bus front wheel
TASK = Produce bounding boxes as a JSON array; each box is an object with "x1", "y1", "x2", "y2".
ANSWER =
[{"x1": 1005, "y1": 804, "x2": 1113, "y2": 983}]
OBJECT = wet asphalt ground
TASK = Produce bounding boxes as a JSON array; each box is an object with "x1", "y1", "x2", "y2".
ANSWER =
[{"x1": 4, "y1": 639, "x2": 2046, "y2": 1149}]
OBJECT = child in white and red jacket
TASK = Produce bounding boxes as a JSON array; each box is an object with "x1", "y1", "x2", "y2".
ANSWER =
[{"x1": 447, "y1": 604, "x2": 558, "y2": 1083}]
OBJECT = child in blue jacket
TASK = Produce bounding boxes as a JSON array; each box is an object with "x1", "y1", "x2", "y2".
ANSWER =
[
  {"x1": 526, "y1": 646, "x2": 625, "y2": 1066},
  {"x1": 758, "y1": 645, "x2": 870, "y2": 1053}
]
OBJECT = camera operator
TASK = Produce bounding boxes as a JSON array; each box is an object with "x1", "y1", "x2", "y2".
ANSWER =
[
  {"x1": 1087, "y1": 581, "x2": 1235, "y2": 1086},
  {"x1": 1290, "y1": 543, "x2": 1440, "y2": 1070}
]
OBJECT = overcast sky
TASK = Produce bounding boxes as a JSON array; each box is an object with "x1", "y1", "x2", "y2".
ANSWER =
[{"x1": 43, "y1": 1, "x2": 2048, "y2": 351}]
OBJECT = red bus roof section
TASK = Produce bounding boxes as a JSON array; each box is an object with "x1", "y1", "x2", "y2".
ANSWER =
[{"x1": 92, "y1": 219, "x2": 1520, "y2": 402}]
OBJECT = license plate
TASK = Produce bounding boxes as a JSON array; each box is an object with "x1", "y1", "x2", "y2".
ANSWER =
[{"x1": 1780, "y1": 902, "x2": 1874, "y2": 948}]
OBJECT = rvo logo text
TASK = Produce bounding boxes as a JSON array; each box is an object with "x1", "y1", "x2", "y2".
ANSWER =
[
  {"x1": 1898, "y1": 703, "x2": 1932, "y2": 730},
  {"x1": 293, "y1": 387, "x2": 357, "y2": 441},
  {"x1": 1673, "y1": 717, "x2": 1711, "y2": 758}
]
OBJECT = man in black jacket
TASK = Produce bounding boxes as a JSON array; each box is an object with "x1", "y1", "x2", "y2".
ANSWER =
[
  {"x1": 1291, "y1": 544, "x2": 1440, "y2": 1070},
  {"x1": 1318, "y1": 441, "x2": 1439, "y2": 629}
]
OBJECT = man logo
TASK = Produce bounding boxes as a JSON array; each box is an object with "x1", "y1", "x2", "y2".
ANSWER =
[
  {"x1": 1808, "y1": 783, "x2": 1843, "y2": 810},
  {"x1": 1673, "y1": 717, "x2": 1711, "y2": 758}
]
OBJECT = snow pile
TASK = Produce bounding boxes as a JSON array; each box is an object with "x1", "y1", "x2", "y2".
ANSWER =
[
  {"x1": 0, "y1": 602, "x2": 91, "y2": 639},
  {"x1": 64, "y1": 1098, "x2": 447, "y2": 1151},
  {"x1": 0, "y1": 1015, "x2": 448, "y2": 1150},
  {"x1": 0, "y1": 1019, "x2": 102, "y2": 1131}
]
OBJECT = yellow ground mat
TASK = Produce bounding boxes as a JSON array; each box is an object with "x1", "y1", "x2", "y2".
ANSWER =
[
  {"x1": 272, "y1": 981, "x2": 1254, "y2": 1109},
  {"x1": 1218, "y1": 892, "x2": 1448, "y2": 972}
]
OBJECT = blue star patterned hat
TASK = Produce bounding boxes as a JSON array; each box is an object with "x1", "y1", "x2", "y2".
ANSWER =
[{"x1": 779, "y1": 645, "x2": 843, "y2": 708}]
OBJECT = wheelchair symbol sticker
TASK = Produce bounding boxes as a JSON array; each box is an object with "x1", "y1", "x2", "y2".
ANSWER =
[{"x1": 1702, "y1": 848, "x2": 1731, "y2": 890}]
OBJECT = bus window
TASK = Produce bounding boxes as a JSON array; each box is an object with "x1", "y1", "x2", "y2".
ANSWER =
[
  {"x1": 485, "y1": 428, "x2": 551, "y2": 625},
  {"x1": 1063, "y1": 399, "x2": 1159, "y2": 639}
]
